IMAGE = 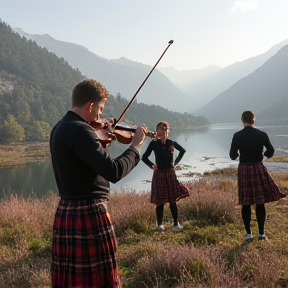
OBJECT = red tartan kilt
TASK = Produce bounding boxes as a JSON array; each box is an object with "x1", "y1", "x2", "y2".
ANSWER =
[
  {"x1": 51, "y1": 199, "x2": 121, "y2": 288},
  {"x1": 151, "y1": 168, "x2": 190, "y2": 206},
  {"x1": 238, "y1": 162, "x2": 285, "y2": 205}
]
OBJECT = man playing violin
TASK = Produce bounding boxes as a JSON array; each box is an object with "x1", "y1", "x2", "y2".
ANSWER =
[{"x1": 49, "y1": 78, "x2": 145, "y2": 288}]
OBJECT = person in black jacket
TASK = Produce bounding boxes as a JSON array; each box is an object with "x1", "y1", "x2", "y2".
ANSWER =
[
  {"x1": 142, "y1": 121, "x2": 190, "y2": 232},
  {"x1": 50, "y1": 79, "x2": 145, "y2": 288},
  {"x1": 230, "y1": 110, "x2": 285, "y2": 241}
]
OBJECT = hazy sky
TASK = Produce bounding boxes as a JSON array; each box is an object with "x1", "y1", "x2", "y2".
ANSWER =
[{"x1": 1, "y1": 0, "x2": 288, "y2": 70}]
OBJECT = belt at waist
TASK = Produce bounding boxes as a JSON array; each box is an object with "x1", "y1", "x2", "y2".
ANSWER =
[{"x1": 60, "y1": 198, "x2": 105, "y2": 204}]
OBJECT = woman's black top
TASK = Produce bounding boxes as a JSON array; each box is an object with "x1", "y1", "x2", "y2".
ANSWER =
[
  {"x1": 50, "y1": 111, "x2": 140, "y2": 200},
  {"x1": 142, "y1": 138, "x2": 186, "y2": 169},
  {"x1": 229, "y1": 126, "x2": 274, "y2": 163}
]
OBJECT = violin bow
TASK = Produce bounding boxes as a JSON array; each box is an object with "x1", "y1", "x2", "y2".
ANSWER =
[{"x1": 113, "y1": 40, "x2": 174, "y2": 128}]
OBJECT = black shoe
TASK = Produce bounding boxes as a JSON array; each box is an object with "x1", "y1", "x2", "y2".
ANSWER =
[{"x1": 258, "y1": 234, "x2": 267, "y2": 240}]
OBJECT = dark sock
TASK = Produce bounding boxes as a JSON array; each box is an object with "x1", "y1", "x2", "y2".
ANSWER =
[
  {"x1": 241, "y1": 205, "x2": 251, "y2": 234},
  {"x1": 156, "y1": 204, "x2": 164, "y2": 226},
  {"x1": 256, "y1": 204, "x2": 266, "y2": 235},
  {"x1": 169, "y1": 202, "x2": 178, "y2": 226}
]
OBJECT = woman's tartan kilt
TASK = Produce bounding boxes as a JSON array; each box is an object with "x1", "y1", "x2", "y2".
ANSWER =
[
  {"x1": 51, "y1": 199, "x2": 121, "y2": 288},
  {"x1": 151, "y1": 168, "x2": 190, "y2": 206},
  {"x1": 238, "y1": 162, "x2": 285, "y2": 205}
]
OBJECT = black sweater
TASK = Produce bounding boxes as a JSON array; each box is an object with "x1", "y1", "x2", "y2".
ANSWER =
[
  {"x1": 142, "y1": 138, "x2": 186, "y2": 169},
  {"x1": 229, "y1": 126, "x2": 274, "y2": 163},
  {"x1": 50, "y1": 111, "x2": 140, "y2": 200}
]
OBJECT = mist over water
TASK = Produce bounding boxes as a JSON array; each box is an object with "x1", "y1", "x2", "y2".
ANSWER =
[{"x1": 1, "y1": 124, "x2": 288, "y2": 198}]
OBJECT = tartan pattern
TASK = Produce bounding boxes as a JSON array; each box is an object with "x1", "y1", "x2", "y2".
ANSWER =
[
  {"x1": 151, "y1": 168, "x2": 190, "y2": 206},
  {"x1": 238, "y1": 162, "x2": 285, "y2": 205},
  {"x1": 51, "y1": 199, "x2": 121, "y2": 288}
]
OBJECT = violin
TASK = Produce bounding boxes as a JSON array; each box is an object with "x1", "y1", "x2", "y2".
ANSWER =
[
  {"x1": 89, "y1": 40, "x2": 173, "y2": 148},
  {"x1": 89, "y1": 120, "x2": 157, "y2": 148}
]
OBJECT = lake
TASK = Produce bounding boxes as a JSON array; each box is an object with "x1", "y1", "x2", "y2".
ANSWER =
[{"x1": 1, "y1": 123, "x2": 288, "y2": 198}]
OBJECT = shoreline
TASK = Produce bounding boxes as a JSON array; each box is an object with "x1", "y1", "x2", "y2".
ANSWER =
[
  {"x1": 0, "y1": 142, "x2": 50, "y2": 168},
  {"x1": 1, "y1": 141, "x2": 288, "y2": 170}
]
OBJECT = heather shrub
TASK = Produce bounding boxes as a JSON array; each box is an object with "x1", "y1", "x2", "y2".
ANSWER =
[
  {"x1": 0, "y1": 192, "x2": 57, "y2": 237},
  {"x1": 0, "y1": 254, "x2": 51, "y2": 288},
  {"x1": 270, "y1": 172, "x2": 288, "y2": 194},
  {"x1": 118, "y1": 240, "x2": 165, "y2": 270},
  {"x1": 0, "y1": 192, "x2": 57, "y2": 287},
  {"x1": 110, "y1": 191, "x2": 155, "y2": 237},
  {"x1": 131, "y1": 244, "x2": 218, "y2": 288},
  {"x1": 225, "y1": 249, "x2": 283, "y2": 288},
  {"x1": 178, "y1": 180, "x2": 239, "y2": 225}
]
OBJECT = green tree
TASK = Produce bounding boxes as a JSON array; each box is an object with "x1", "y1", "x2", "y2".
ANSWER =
[
  {"x1": 0, "y1": 114, "x2": 25, "y2": 143},
  {"x1": 25, "y1": 120, "x2": 50, "y2": 141}
]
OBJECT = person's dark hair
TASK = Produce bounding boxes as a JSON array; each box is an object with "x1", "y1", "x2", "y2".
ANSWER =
[
  {"x1": 156, "y1": 121, "x2": 170, "y2": 131},
  {"x1": 72, "y1": 79, "x2": 108, "y2": 107},
  {"x1": 241, "y1": 110, "x2": 255, "y2": 124}
]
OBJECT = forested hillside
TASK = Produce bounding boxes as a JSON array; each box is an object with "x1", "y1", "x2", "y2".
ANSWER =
[
  {"x1": 0, "y1": 20, "x2": 84, "y2": 143},
  {"x1": 104, "y1": 93, "x2": 208, "y2": 129},
  {"x1": 0, "y1": 20, "x2": 208, "y2": 144}
]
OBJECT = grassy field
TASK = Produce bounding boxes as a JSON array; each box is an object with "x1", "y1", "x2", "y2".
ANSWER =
[{"x1": 1, "y1": 171, "x2": 288, "y2": 288}]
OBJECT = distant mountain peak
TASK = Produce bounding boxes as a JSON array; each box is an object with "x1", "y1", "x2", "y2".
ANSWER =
[{"x1": 109, "y1": 57, "x2": 149, "y2": 68}]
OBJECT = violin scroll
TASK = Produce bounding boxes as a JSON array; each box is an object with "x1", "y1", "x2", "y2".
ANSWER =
[{"x1": 143, "y1": 125, "x2": 157, "y2": 139}]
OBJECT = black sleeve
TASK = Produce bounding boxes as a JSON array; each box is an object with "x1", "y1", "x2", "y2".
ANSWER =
[
  {"x1": 229, "y1": 134, "x2": 239, "y2": 160},
  {"x1": 263, "y1": 132, "x2": 275, "y2": 158},
  {"x1": 72, "y1": 125, "x2": 140, "y2": 183},
  {"x1": 141, "y1": 140, "x2": 155, "y2": 168},
  {"x1": 173, "y1": 141, "x2": 186, "y2": 166}
]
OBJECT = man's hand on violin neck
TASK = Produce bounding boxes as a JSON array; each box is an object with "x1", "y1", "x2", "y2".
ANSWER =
[{"x1": 130, "y1": 126, "x2": 146, "y2": 150}]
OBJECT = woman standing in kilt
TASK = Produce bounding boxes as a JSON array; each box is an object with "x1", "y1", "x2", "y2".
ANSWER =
[
  {"x1": 230, "y1": 110, "x2": 285, "y2": 241},
  {"x1": 142, "y1": 121, "x2": 190, "y2": 231},
  {"x1": 50, "y1": 79, "x2": 146, "y2": 288}
]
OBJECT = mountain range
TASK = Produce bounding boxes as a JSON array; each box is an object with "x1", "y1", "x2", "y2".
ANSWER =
[
  {"x1": 14, "y1": 29, "x2": 198, "y2": 113},
  {"x1": 195, "y1": 44, "x2": 288, "y2": 123},
  {"x1": 13, "y1": 28, "x2": 288, "y2": 124},
  {"x1": 160, "y1": 39, "x2": 288, "y2": 107}
]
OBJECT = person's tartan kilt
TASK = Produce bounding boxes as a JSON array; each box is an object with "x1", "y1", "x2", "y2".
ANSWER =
[
  {"x1": 151, "y1": 168, "x2": 190, "y2": 206},
  {"x1": 238, "y1": 162, "x2": 285, "y2": 205},
  {"x1": 51, "y1": 199, "x2": 121, "y2": 288}
]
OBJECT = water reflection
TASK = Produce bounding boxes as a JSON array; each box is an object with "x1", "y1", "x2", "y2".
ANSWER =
[
  {"x1": 0, "y1": 162, "x2": 56, "y2": 198},
  {"x1": 1, "y1": 124, "x2": 288, "y2": 198}
]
